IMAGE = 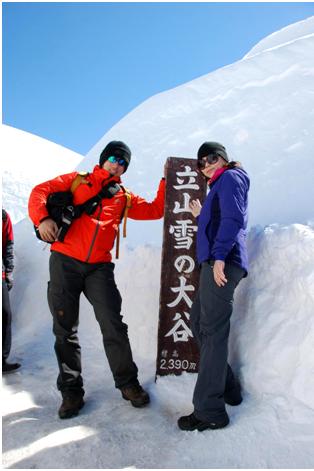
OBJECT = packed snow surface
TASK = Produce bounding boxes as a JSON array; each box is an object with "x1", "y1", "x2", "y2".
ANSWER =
[
  {"x1": 244, "y1": 16, "x2": 314, "y2": 58},
  {"x1": 83, "y1": 16, "x2": 314, "y2": 248},
  {"x1": 2, "y1": 221, "x2": 314, "y2": 468},
  {"x1": 2, "y1": 17, "x2": 314, "y2": 469}
]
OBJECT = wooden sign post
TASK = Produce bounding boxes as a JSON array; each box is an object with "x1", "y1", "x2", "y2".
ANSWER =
[{"x1": 156, "y1": 157, "x2": 207, "y2": 377}]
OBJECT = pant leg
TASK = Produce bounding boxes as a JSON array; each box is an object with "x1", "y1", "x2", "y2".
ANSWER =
[
  {"x1": 191, "y1": 287, "x2": 238, "y2": 393},
  {"x1": 190, "y1": 290, "x2": 201, "y2": 348},
  {"x1": 193, "y1": 262, "x2": 244, "y2": 422},
  {"x1": 48, "y1": 252, "x2": 85, "y2": 397},
  {"x1": 225, "y1": 363, "x2": 237, "y2": 391},
  {"x1": 83, "y1": 262, "x2": 138, "y2": 389},
  {"x1": 2, "y1": 280, "x2": 12, "y2": 362}
]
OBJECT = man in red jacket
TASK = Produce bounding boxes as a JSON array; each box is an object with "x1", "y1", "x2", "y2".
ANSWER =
[
  {"x1": 29, "y1": 141, "x2": 165, "y2": 419},
  {"x1": 2, "y1": 209, "x2": 21, "y2": 374}
]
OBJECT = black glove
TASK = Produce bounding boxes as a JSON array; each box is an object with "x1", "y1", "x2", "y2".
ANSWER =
[{"x1": 5, "y1": 273, "x2": 13, "y2": 291}]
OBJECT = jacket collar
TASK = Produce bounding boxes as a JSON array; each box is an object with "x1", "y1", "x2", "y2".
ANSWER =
[
  {"x1": 208, "y1": 166, "x2": 228, "y2": 186},
  {"x1": 92, "y1": 165, "x2": 121, "y2": 186}
]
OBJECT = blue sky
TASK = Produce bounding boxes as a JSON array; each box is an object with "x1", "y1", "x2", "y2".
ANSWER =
[{"x1": 3, "y1": 2, "x2": 314, "y2": 155}]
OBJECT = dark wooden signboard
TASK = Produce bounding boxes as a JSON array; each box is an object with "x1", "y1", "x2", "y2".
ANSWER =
[{"x1": 156, "y1": 157, "x2": 207, "y2": 377}]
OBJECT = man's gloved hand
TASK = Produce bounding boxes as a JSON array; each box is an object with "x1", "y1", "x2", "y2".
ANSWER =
[{"x1": 5, "y1": 273, "x2": 13, "y2": 291}]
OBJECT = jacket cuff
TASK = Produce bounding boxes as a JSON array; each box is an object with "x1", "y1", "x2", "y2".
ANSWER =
[
  {"x1": 33, "y1": 208, "x2": 50, "y2": 226},
  {"x1": 212, "y1": 251, "x2": 227, "y2": 261},
  {"x1": 39, "y1": 216, "x2": 51, "y2": 224}
]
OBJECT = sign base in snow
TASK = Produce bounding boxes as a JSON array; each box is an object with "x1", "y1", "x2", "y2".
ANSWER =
[{"x1": 156, "y1": 157, "x2": 207, "y2": 377}]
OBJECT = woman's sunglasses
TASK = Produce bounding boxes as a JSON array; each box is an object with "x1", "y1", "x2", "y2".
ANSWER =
[{"x1": 197, "y1": 153, "x2": 220, "y2": 170}]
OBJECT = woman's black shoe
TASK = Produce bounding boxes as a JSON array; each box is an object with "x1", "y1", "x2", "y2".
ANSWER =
[{"x1": 177, "y1": 412, "x2": 229, "y2": 431}]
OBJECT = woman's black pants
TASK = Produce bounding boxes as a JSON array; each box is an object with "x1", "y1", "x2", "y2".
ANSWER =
[{"x1": 191, "y1": 261, "x2": 245, "y2": 422}]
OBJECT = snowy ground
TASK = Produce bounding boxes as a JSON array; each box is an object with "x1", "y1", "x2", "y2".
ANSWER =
[
  {"x1": 2, "y1": 221, "x2": 314, "y2": 469},
  {"x1": 3, "y1": 357, "x2": 314, "y2": 469}
]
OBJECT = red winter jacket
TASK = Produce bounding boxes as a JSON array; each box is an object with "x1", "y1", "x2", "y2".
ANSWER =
[
  {"x1": 28, "y1": 165, "x2": 165, "y2": 263},
  {"x1": 2, "y1": 209, "x2": 14, "y2": 280}
]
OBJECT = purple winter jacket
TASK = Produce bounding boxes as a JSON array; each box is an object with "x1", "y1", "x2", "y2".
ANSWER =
[{"x1": 196, "y1": 167, "x2": 250, "y2": 275}]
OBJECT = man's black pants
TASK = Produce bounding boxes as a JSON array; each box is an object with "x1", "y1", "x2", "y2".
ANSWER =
[
  {"x1": 2, "y1": 280, "x2": 12, "y2": 363},
  {"x1": 48, "y1": 251, "x2": 138, "y2": 397},
  {"x1": 191, "y1": 261, "x2": 245, "y2": 422}
]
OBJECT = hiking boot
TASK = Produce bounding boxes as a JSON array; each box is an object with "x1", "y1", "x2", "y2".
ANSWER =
[
  {"x1": 2, "y1": 361, "x2": 21, "y2": 374},
  {"x1": 224, "y1": 382, "x2": 243, "y2": 406},
  {"x1": 120, "y1": 384, "x2": 150, "y2": 408},
  {"x1": 58, "y1": 395, "x2": 85, "y2": 419},
  {"x1": 178, "y1": 412, "x2": 229, "y2": 431}
]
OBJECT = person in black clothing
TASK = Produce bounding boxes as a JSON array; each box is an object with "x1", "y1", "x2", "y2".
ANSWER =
[{"x1": 2, "y1": 209, "x2": 21, "y2": 373}]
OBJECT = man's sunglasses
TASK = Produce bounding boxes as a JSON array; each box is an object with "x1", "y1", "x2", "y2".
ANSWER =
[
  {"x1": 108, "y1": 155, "x2": 127, "y2": 166},
  {"x1": 197, "y1": 153, "x2": 220, "y2": 170}
]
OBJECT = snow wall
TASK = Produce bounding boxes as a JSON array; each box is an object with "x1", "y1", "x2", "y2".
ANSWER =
[{"x1": 13, "y1": 219, "x2": 314, "y2": 411}]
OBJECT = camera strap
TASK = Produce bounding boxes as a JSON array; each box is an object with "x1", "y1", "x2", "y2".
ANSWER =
[
  {"x1": 115, "y1": 185, "x2": 132, "y2": 259},
  {"x1": 75, "y1": 180, "x2": 121, "y2": 218}
]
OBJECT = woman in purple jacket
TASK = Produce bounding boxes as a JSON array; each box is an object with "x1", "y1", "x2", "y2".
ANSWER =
[{"x1": 178, "y1": 142, "x2": 250, "y2": 432}]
